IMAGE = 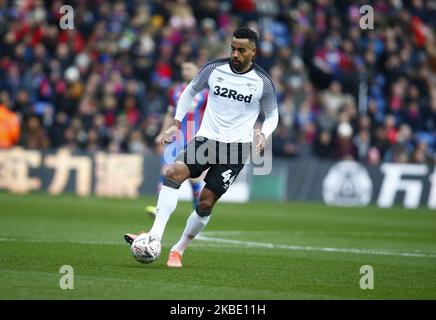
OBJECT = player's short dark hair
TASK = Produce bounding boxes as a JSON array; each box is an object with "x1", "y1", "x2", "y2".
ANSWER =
[{"x1": 233, "y1": 27, "x2": 258, "y2": 47}]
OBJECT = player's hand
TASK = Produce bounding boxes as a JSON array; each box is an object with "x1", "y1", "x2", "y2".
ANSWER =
[
  {"x1": 254, "y1": 130, "x2": 266, "y2": 154},
  {"x1": 161, "y1": 125, "x2": 179, "y2": 144},
  {"x1": 155, "y1": 133, "x2": 163, "y2": 144}
]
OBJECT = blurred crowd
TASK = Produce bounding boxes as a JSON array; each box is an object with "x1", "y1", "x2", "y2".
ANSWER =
[{"x1": 0, "y1": 0, "x2": 436, "y2": 165}]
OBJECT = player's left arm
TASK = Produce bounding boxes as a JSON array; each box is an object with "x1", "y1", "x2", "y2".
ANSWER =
[
  {"x1": 256, "y1": 109, "x2": 279, "y2": 153},
  {"x1": 256, "y1": 79, "x2": 279, "y2": 153}
]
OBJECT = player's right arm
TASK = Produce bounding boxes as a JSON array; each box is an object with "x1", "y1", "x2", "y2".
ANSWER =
[
  {"x1": 160, "y1": 119, "x2": 181, "y2": 144},
  {"x1": 155, "y1": 107, "x2": 175, "y2": 144},
  {"x1": 160, "y1": 60, "x2": 217, "y2": 145},
  {"x1": 160, "y1": 83, "x2": 200, "y2": 144}
]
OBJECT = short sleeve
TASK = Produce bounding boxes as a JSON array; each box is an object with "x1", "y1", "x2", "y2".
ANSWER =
[{"x1": 191, "y1": 58, "x2": 229, "y2": 91}]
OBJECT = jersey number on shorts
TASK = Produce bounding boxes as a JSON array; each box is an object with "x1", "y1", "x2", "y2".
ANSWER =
[{"x1": 221, "y1": 169, "x2": 236, "y2": 185}]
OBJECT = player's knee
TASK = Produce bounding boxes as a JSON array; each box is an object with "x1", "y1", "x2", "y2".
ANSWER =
[
  {"x1": 196, "y1": 187, "x2": 220, "y2": 216},
  {"x1": 164, "y1": 165, "x2": 188, "y2": 184},
  {"x1": 197, "y1": 200, "x2": 214, "y2": 217},
  {"x1": 164, "y1": 167, "x2": 177, "y2": 180}
]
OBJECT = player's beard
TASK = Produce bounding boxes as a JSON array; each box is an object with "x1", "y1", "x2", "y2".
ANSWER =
[{"x1": 231, "y1": 58, "x2": 245, "y2": 72}]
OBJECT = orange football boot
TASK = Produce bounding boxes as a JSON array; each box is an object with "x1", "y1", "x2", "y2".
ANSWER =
[{"x1": 166, "y1": 251, "x2": 183, "y2": 268}]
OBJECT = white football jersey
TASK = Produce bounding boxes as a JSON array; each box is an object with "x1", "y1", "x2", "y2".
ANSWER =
[{"x1": 190, "y1": 58, "x2": 278, "y2": 143}]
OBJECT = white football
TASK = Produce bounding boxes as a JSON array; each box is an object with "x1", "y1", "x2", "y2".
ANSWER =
[{"x1": 130, "y1": 233, "x2": 161, "y2": 264}]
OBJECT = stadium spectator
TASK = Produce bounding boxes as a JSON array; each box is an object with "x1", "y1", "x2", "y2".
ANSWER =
[
  {"x1": 334, "y1": 121, "x2": 358, "y2": 160},
  {"x1": 313, "y1": 129, "x2": 334, "y2": 159}
]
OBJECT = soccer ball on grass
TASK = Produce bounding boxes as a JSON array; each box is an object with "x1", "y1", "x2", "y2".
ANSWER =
[{"x1": 130, "y1": 233, "x2": 161, "y2": 264}]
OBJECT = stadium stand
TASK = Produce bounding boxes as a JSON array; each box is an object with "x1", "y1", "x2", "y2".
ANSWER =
[{"x1": 0, "y1": 0, "x2": 435, "y2": 165}]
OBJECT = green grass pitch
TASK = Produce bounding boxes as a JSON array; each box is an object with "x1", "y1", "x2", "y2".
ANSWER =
[{"x1": 0, "y1": 192, "x2": 436, "y2": 299}]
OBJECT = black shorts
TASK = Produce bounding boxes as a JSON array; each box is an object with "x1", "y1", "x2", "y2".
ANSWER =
[{"x1": 176, "y1": 136, "x2": 251, "y2": 197}]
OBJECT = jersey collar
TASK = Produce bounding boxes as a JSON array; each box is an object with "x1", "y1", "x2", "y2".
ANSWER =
[{"x1": 229, "y1": 60, "x2": 254, "y2": 75}]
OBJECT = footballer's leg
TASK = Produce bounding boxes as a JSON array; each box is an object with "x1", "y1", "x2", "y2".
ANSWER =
[
  {"x1": 149, "y1": 163, "x2": 191, "y2": 240},
  {"x1": 124, "y1": 162, "x2": 190, "y2": 245},
  {"x1": 189, "y1": 173, "x2": 204, "y2": 210},
  {"x1": 168, "y1": 141, "x2": 249, "y2": 267},
  {"x1": 168, "y1": 187, "x2": 220, "y2": 268},
  {"x1": 146, "y1": 137, "x2": 184, "y2": 218},
  {"x1": 124, "y1": 136, "x2": 209, "y2": 249}
]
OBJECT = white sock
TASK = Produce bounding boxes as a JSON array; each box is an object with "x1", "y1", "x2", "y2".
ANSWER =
[
  {"x1": 149, "y1": 185, "x2": 179, "y2": 241},
  {"x1": 171, "y1": 211, "x2": 210, "y2": 255}
]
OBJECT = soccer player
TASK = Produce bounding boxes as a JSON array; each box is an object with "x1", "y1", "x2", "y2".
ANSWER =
[
  {"x1": 146, "y1": 61, "x2": 208, "y2": 216},
  {"x1": 125, "y1": 27, "x2": 279, "y2": 267}
]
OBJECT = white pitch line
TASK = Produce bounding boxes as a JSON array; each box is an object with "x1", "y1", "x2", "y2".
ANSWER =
[
  {"x1": 2, "y1": 235, "x2": 436, "y2": 259},
  {"x1": 0, "y1": 237, "x2": 121, "y2": 245},
  {"x1": 196, "y1": 235, "x2": 436, "y2": 259}
]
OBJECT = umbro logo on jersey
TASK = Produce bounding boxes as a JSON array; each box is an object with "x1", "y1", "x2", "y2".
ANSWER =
[
  {"x1": 217, "y1": 77, "x2": 224, "y2": 83},
  {"x1": 213, "y1": 85, "x2": 253, "y2": 103}
]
